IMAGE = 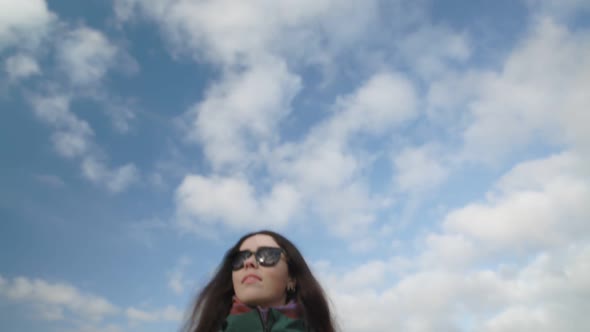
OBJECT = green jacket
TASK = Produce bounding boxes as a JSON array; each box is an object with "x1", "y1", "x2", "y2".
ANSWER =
[{"x1": 223, "y1": 307, "x2": 306, "y2": 332}]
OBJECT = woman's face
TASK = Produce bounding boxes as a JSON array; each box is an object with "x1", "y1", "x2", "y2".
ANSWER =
[{"x1": 232, "y1": 234, "x2": 294, "y2": 308}]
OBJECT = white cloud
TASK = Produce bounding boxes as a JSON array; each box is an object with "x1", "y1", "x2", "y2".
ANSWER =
[
  {"x1": 477, "y1": 245, "x2": 590, "y2": 332},
  {"x1": 104, "y1": 101, "x2": 136, "y2": 134},
  {"x1": 114, "y1": 0, "x2": 378, "y2": 67},
  {"x1": 398, "y1": 25, "x2": 471, "y2": 79},
  {"x1": 0, "y1": 0, "x2": 55, "y2": 50},
  {"x1": 0, "y1": 275, "x2": 119, "y2": 322},
  {"x1": 30, "y1": 94, "x2": 81, "y2": 130},
  {"x1": 82, "y1": 157, "x2": 139, "y2": 193},
  {"x1": 126, "y1": 305, "x2": 183, "y2": 323},
  {"x1": 393, "y1": 145, "x2": 448, "y2": 192},
  {"x1": 187, "y1": 58, "x2": 301, "y2": 170},
  {"x1": 30, "y1": 94, "x2": 94, "y2": 158},
  {"x1": 444, "y1": 152, "x2": 590, "y2": 254},
  {"x1": 320, "y1": 242, "x2": 590, "y2": 332},
  {"x1": 272, "y1": 140, "x2": 359, "y2": 195},
  {"x1": 0, "y1": 275, "x2": 183, "y2": 328},
  {"x1": 460, "y1": 18, "x2": 590, "y2": 163},
  {"x1": 168, "y1": 273, "x2": 186, "y2": 296},
  {"x1": 418, "y1": 233, "x2": 478, "y2": 270},
  {"x1": 426, "y1": 70, "x2": 480, "y2": 120},
  {"x1": 51, "y1": 130, "x2": 92, "y2": 158},
  {"x1": 1, "y1": 6, "x2": 140, "y2": 194},
  {"x1": 317, "y1": 149, "x2": 590, "y2": 331},
  {"x1": 107, "y1": 163, "x2": 140, "y2": 193},
  {"x1": 311, "y1": 181, "x2": 377, "y2": 236},
  {"x1": 3, "y1": 2, "x2": 589, "y2": 332},
  {"x1": 175, "y1": 175, "x2": 300, "y2": 232},
  {"x1": 4, "y1": 53, "x2": 40, "y2": 80},
  {"x1": 526, "y1": 0, "x2": 590, "y2": 20},
  {"x1": 282, "y1": 78, "x2": 412, "y2": 193},
  {"x1": 167, "y1": 256, "x2": 191, "y2": 295},
  {"x1": 28, "y1": 93, "x2": 139, "y2": 192},
  {"x1": 65, "y1": 324, "x2": 124, "y2": 332},
  {"x1": 175, "y1": 175, "x2": 258, "y2": 229},
  {"x1": 56, "y1": 27, "x2": 118, "y2": 86},
  {"x1": 423, "y1": 139, "x2": 588, "y2": 258},
  {"x1": 263, "y1": 71, "x2": 417, "y2": 235},
  {"x1": 174, "y1": 70, "x2": 418, "y2": 237},
  {"x1": 331, "y1": 72, "x2": 418, "y2": 138},
  {"x1": 321, "y1": 260, "x2": 389, "y2": 292},
  {"x1": 141, "y1": 0, "x2": 416, "y2": 238}
]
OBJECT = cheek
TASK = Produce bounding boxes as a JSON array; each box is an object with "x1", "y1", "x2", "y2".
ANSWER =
[
  {"x1": 263, "y1": 266, "x2": 289, "y2": 290},
  {"x1": 231, "y1": 272, "x2": 241, "y2": 291}
]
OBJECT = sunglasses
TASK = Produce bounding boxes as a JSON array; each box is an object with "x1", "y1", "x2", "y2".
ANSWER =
[{"x1": 231, "y1": 247, "x2": 285, "y2": 270}]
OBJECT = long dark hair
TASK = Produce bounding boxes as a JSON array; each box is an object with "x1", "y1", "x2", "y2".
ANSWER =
[{"x1": 182, "y1": 230, "x2": 336, "y2": 332}]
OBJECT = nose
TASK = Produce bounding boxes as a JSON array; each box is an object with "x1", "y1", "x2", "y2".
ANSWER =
[{"x1": 243, "y1": 254, "x2": 258, "y2": 269}]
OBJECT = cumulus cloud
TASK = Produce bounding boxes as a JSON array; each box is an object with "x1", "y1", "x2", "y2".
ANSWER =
[
  {"x1": 526, "y1": 0, "x2": 590, "y2": 20},
  {"x1": 30, "y1": 94, "x2": 94, "y2": 158},
  {"x1": 0, "y1": 275, "x2": 119, "y2": 322},
  {"x1": 3, "y1": 1, "x2": 589, "y2": 331},
  {"x1": 0, "y1": 2, "x2": 140, "y2": 195},
  {"x1": 444, "y1": 152, "x2": 590, "y2": 254},
  {"x1": 103, "y1": 100, "x2": 137, "y2": 134},
  {"x1": 124, "y1": 0, "x2": 419, "y2": 237},
  {"x1": 294, "y1": 72, "x2": 418, "y2": 176},
  {"x1": 64, "y1": 324, "x2": 124, "y2": 332},
  {"x1": 2, "y1": 2, "x2": 142, "y2": 195},
  {"x1": 126, "y1": 305, "x2": 183, "y2": 323},
  {"x1": 477, "y1": 245, "x2": 590, "y2": 332},
  {"x1": 414, "y1": 150, "x2": 590, "y2": 271},
  {"x1": 331, "y1": 72, "x2": 418, "y2": 138},
  {"x1": 167, "y1": 256, "x2": 192, "y2": 295},
  {"x1": 4, "y1": 53, "x2": 41, "y2": 80},
  {"x1": 316, "y1": 147, "x2": 590, "y2": 331},
  {"x1": 460, "y1": 18, "x2": 590, "y2": 162},
  {"x1": 267, "y1": 71, "x2": 417, "y2": 235},
  {"x1": 398, "y1": 25, "x2": 471, "y2": 79},
  {"x1": 320, "y1": 231, "x2": 590, "y2": 332},
  {"x1": 0, "y1": 0, "x2": 55, "y2": 50},
  {"x1": 56, "y1": 27, "x2": 119, "y2": 86},
  {"x1": 0, "y1": 274, "x2": 184, "y2": 328},
  {"x1": 82, "y1": 157, "x2": 139, "y2": 193},
  {"x1": 270, "y1": 141, "x2": 374, "y2": 237},
  {"x1": 393, "y1": 145, "x2": 448, "y2": 193},
  {"x1": 312, "y1": 34, "x2": 590, "y2": 320},
  {"x1": 186, "y1": 58, "x2": 301, "y2": 170},
  {"x1": 28, "y1": 93, "x2": 139, "y2": 192},
  {"x1": 174, "y1": 67, "x2": 419, "y2": 235},
  {"x1": 114, "y1": 0, "x2": 378, "y2": 67},
  {"x1": 176, "y1": 175, "x2": 300, "y2": 232}
]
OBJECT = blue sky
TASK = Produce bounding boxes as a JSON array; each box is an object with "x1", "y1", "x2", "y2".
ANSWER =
[{"x1": 1, "y1": 0, "x2": 589, "y2": 331}]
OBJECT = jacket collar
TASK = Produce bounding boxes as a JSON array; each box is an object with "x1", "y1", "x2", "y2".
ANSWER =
[{"x1": 230, "y1": 296, "x2": 300, "y2": 320}]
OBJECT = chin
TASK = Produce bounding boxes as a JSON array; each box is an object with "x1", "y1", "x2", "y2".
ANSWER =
[
  {"x1": 238, "y1": 291, "x2": 261, "y2": 303},
  {"x1": 241, "y1": 294, "x2": 269, "y2": 306},
  {"x1": 242, "y1": 298, "x2": 263, "y2": 306}
]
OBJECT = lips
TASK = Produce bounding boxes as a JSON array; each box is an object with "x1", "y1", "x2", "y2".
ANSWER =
[{"x1": 241, "y1": 274, "x2": 262, "y2": 284}]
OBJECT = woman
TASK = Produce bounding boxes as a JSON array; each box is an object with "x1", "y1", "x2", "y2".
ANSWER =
[{"x1": 182, "y1": 230, "x2": 336, "y2": 332}]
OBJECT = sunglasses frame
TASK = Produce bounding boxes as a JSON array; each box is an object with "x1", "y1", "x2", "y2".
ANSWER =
[{"x1": 231, "y1": 246, "x2": 286, "y2": 271}]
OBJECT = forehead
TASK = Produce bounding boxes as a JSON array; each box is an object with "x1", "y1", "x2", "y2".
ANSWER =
[{"x1": 239, "y1": 234, "x2": 280, "y2": 250}]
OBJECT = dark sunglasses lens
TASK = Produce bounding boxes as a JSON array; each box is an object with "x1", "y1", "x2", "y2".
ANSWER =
[
  {"x1": 232, "y1": 251, "x2": 252, "y2": 270},
  {"x1": 256, "y1": 248, "x2": 282, "y2": 266}
]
